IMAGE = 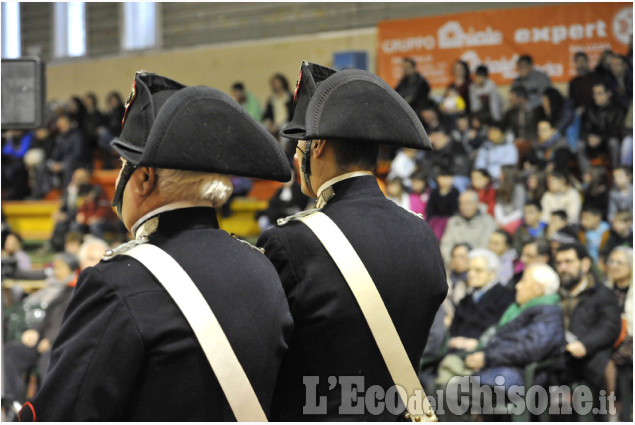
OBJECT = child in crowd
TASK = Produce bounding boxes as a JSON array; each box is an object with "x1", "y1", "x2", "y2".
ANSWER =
[
  {"x1": 601, "y1": 211, "x2": 633, "y2": 263},
  {"x1": 426, "y1": 169, "x2": 460, "y2": 240},
  {"x1": 578, "y1": 206, "x2": 611, "y2": 263},
  {"x1": 386, "y1": 177, "x2": 410, "y2": 210},
  {"x1": 512, "y1": 201, "x2": 547, "y2": 253},
  {"x1": 546, "y1": 210, "x2": 569, "y2": 240},
  {"x1": 487, "y1": 229, "x2": 517, "y2": 286},
  {"x1": 408, "y1": 170, "x2": 430, "y2": 217},
  {"x1": 540, "y1": 171, "x2": 581, "y2": 225},
  {"x1": 608, "y1": 166, "x2": 633, "y2": 222},
  {"x1": 470, "y1": 168, "x2": 496, "y2": 216},
  {"x1": 524, "y1": 168, "x2": 547, "y2": 203},
  {"x1": 495, "y1": 165, "x2": 526, "y2": 234},
  {"x1": 582, "y1": 165, "x2": 610, "y2": 220},
  {"x1": 474, "y1": 120, "x2": 519, "y2": 182}
]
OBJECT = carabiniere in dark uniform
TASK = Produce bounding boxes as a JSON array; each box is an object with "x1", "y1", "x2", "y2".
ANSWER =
[
  {"x1": 18, "y1": 72, "x2": 293, "y2": 421},
  {"x1": 257, "y1": 63, "x2": 448, "y2": 420}
]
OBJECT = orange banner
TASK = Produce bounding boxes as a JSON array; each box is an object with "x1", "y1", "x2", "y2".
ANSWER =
[{"x1": 377, "y1": 3, "x2": 633, "y2": 88}]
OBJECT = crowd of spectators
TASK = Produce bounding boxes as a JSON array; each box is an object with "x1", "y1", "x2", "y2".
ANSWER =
[
  {"x1": 391, "y1": 49, "x2": 633, "y2": 421},
  {"x1": 0, "y1": 47, "x2": 632, "y2": 420}
]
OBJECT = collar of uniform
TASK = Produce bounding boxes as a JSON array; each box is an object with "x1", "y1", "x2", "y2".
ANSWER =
[
  {"x1": 315, "y1": 171, "x2": 374, "y2": 208},
  {"x1": 132, "y1": 201, "x2": 216, "y2": 239}
]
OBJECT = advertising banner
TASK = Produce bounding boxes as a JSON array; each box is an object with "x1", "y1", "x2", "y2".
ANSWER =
[{"x1": 377, "y1": 3, "x2": 632, "y2": 88}]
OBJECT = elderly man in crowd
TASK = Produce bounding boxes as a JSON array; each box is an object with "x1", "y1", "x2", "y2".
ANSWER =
[{"x1": 441, "y1": 189, "x2": 497, "y2": 262}]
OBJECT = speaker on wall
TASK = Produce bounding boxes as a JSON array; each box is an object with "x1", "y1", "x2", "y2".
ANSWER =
[{"x1": 1, "y1": 57, "x2": 46, "y2": 129}]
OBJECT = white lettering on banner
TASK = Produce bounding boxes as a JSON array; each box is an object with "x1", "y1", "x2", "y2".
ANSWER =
[
  {"x1": 514, "y1": 20, "x2": 608, "y2": 45},
  {"x1": 381, "y1": 36, "x2": 436, "y2": 54},
  {"x1": 438, "y1": 21, "x2": 503, "y2": 49}
]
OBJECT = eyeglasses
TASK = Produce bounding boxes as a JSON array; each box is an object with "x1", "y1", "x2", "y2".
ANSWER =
[{"x1": 607, "y1": 260, "x2": 630, "y2": 267}]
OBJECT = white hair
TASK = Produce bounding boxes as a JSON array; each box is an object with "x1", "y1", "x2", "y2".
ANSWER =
[
  {"x1": 78, "y1": 237, "x2": 109, "y2": 264},
  {"x1": 610, "y1": 246, "x2": 633, "y2": 271},
  {"x1": 468, "y1": 248, "x2": 500, "y2": 275},
  {"x1": 528, "y1": 263, "x2": 560, "y2": 295},
  {"x1": 156, "y1": 169, "x2": 234, "y2": 207}
]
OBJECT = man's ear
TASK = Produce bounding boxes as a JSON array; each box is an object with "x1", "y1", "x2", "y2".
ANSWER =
[
  {"x1": 312, "y1": 139, "x2": 327, "y2": 159},
  {"x1": 130, "y1": 167, "x2": 157, "y2": 197}
]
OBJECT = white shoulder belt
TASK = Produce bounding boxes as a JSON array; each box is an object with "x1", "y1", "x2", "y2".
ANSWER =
[
  {"x1": 124, "y1": 243, "x2": 267, "y2": 422},
  {"x1": 298, "y1": 212, "x2": 437, "y2": 422}
]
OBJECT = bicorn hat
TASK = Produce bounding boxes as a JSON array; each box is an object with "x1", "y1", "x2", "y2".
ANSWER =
[
  {"x1": 281, "y1": 66, "x2": 431, "y2": 150},
  {"x1": 110, "y1": 71, "x2": 291, "y2": 182}
]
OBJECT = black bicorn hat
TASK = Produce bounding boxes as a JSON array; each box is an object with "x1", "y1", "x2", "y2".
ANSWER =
[
  {"x1": 110, "y1": 71, "x2": 291, "y2": 182},
  {"x1": 281, "y1": 65, "x2": 431, "y2": 150}
]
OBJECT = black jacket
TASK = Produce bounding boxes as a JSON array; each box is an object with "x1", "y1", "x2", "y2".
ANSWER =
[
  {"x1": 449, "y1": 283, "x2": 515, "y2": 340},
  {"x1": 581, "y1": 100, "x2": 626, "y2": 142},
  {"x1": 258, "y1": 176, "x2": 448, "y2": 420},
  {"x1": 23, "y1": 207, "x2": 292, "y2": 421}
]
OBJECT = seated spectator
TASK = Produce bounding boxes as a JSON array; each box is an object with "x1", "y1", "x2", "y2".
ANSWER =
[
  {"x1": 387, "y1": 147, "x2": 419, "y2": 187},
  {"x1": 474, "y1": 120, "x2": 518, "y2": 182},
  {"x1": 467, "y1": 113, "x2": 488, "y2": 153},
  {"x1": 98, "y1": 91, "x2": 125, "y2": 169},
  {"x1": 569, "y1": 51, "x2": 601, "y2": 115},
  {"x1": 578, "y1": 206, "x2": 611, "y2": 264},
  {"x1": 23, "y1": 127, "x2": 55, "y2": 199},
  {"x1": 1, "y1": 232, "x2": 32, "y2": 276},
  {"x1": 74, "y1": 181, "x2": 117, "y2": 239},
  {"x1": 63, "y1": 231, "x2": 84, "y2": 257},
  {"x1": 469, "y1": 65, "x2": 503, "y2": 122},
  {"x1": 525, "y1": 119, "x2": 571, "y2": 172},
  {"x1": 256, "y1": 169, "x2": 308, "y2": 232},
  {"x1": 455, "y1": 264, "x2": 564, "y2": 418},
  {"x1": 447, "y1": 60, "x2": 472, "y2": 113},
  {"x1": 512, "y1": 201, "x2": 547, "y2": 254},
  {"x1": 418, "y1": 101, "x2": 447, "y2": 134},
  {"x1": 523, "y1": 167, "x2": 547, "y2": 203},
  {"x1": 511, "y1": 55, "x2": 552, "y2": 110},
  {"x1": 82, "y1": 92, "x2": 105, "y2": 153},
  {"x1": 604, "y1": 247, "x2": 633, "y2": 421},
  {"x1": 537, "y1": 87, "x2": 577, "y2": 146},
  {"x1": 1, "y1": 130, "x2": 32, "y2": 200},
  {"x1": 435, "y1": 249, "x2": 515, "y2": 392},
  {"x1": 470, "y1": 168, "x2": 496, "y2": 217},
  {"x1": 230, "y1": 82, "x2": 263, "y2": 122},
  {"x1": 421, "y1": 129, "x2": 470, "y2": 191},
  {"x1": 48, "y1": 168, "x2": 92, "y2": 252},
  {"x1": 607, "y1": 54, "x2": 633, "y2": 113},
  {"x1": 601, "y1": 211, "x2": 633, "y2": 264},
  {"x1": 578, "y1": 81, "x2": 625, "y2": 173},
  {"x1": 487, "y1": 229, "x2": 517, "y2": 287},
  {"x1": 426, "y1": 169, "x2": 459, "y2": 240},
  {"x1": 546, "y1": 209, "x2": 569, "y2": 240},
  {"x1": 495, "y1": 165, "x2": 526, "y2": 234},
  {"x1": 504, "y1": 86, "x2": 539, "y2": 143},
  {"x1": 450, "y1": 112, "x2": 471, "y2": 156},
  {"x1": 608, "y1": 166, "x2": 633, "y2": 222},
  {"x1": 448, "y1": 248, "x2": 516, "y2": 343},
  {"x1": 385, "y1": 177, "x2": 410, "y2": 209},
  {"x1": 443, "y1": 243, "x2": 472, "y2": 327},
  {"x1": 554, "y1": 243, "x2": 621, "y2": 395},
  {"x1": 394, "y1": 57, "x2": 430, "y2": 112},
  {"x1": 582, "y1": 165, "x2": 610, "y2": 220},
  {"x1": 519, "y1": 238, "x2": 552, "y2": 271},
  {"x1": 440, "y1": 189, "x2": 497, "y2": 263},
  {"x1": 35, "y1": 113, "x2": 90, "y2": 196},
  {"x1": 407, "y1": 169, "x2": 430, "y2": 217},
  {"x1": 540, "y1": 171, "x2": 581, "y2": 225},
  {"x1": 3, "y1": 239, "x2": 108, "y2": 403}
]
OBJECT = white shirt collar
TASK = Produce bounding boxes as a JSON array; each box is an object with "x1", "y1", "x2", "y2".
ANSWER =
[
  {"x1": 131, "y1": 201, "x2": 215, "y2": 239},
  {"x1": 316, "y1": 171, "x2": 374, "y2": 199}
]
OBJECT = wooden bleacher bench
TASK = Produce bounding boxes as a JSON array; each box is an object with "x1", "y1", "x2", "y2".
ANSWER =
[{"x1": 2, "y1": 200, "x2": 60, "y2": 241}]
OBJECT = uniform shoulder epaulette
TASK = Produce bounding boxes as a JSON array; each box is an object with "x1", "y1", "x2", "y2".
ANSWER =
[
  {"x1": 102, "y1": 238, "x2": 150, "y2": 261},
  {"x1": 276, "y1": 208, "x2": 321, "y2": 226},
  {"x1": 230, "y1": 234, "x2": 265, "y2": 254}
]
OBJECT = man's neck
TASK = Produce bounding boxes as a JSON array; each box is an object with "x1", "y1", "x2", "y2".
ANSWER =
[{"x1": 569, "y1": 275, "x2": 589, "y2": 297}]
